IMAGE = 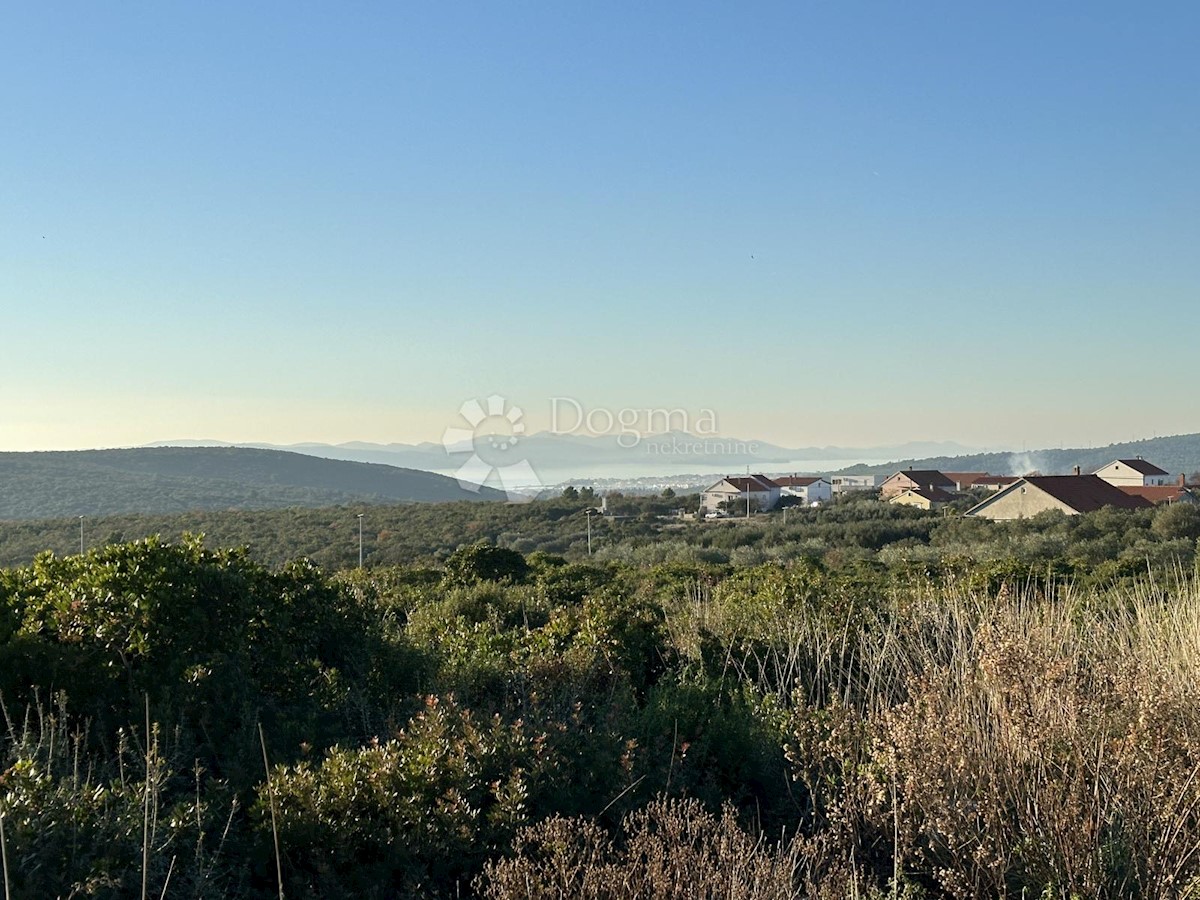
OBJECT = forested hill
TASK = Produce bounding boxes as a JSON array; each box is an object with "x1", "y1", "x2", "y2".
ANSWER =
[
  {"x1": 0, "y1": 447, "x2": 506, "y2": 519},
  {"x1": 839, "y1": 433, "x2": 1200, "y2": 478}
]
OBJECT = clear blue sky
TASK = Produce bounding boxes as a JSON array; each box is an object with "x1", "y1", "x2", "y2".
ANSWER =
[{"x1": 2, "y1": 2, "x2": 1197, "y2": 451}]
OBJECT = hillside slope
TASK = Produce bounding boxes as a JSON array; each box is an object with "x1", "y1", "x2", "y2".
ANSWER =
[
  {"x1": 838, "y1": 433, "x2": 1200, "y2": 478},
  {"x1": 0, "y1": 447, "x2": 505, "y2": 519}
]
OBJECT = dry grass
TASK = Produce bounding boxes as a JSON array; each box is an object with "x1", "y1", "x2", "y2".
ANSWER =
[
  {"x1": 874, "y1": 578, "x2": 1200, "y2": 898},
  {"x1": 657, "y1": 569, "x2": 1200, "y2": 898},
  {"x1": 479, "y1": 795, "x2": 858, "y2": 900}
]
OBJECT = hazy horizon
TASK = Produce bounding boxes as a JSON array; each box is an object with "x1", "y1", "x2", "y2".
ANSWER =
[{"x1": 4, "y1": 3, "x2": 1197, "y2": 453}]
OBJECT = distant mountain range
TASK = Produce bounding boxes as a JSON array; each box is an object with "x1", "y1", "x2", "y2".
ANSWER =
[
  {"x1": 0, "y1": 447, "x2": 505, "y2": 520},
  {"x1": 139, "y1": 432, "x2": 1200, "y2": 487},
  {"x1": 834, "y1": 433, "x2": 1200, "y2": 479},
  {"x1": 147, "y1": 435, "x2": 984, "y2": 472},
  {"x1": 3, "y1": 434, "x2": 1196, "y2": 522}
]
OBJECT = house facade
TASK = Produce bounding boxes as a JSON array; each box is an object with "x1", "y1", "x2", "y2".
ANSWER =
[
  {"x1": 1094, "y1": 458, "x2": 1171, "y2": 487},
  {"x1": 830, "y1": 474, "x2": 882, "y2": 494},
  {"x1": 772, "y1": 475, "x2": 832, "y2": 505},
  {"x1": 972, "y1": 475, "x2": 1020, "y2": 492},
  {"x1": 701, "y1": 475, "x2": 781, "y2": 513},
  {"x1": 965, "y1": 475, "x2": 1152, "y2": 521},
  {"x1": 890, "y1": 485, "x2": 955, "y2": 511},
  {"x1": 880, "y1": 469, "x2": 957, "y2": 499}
]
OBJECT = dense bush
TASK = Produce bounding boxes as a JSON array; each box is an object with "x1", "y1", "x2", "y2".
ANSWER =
[
  {"x1": 1, "y1": 522, "x2": 1200, "y2": 897},
  {"x1": 0, "y1": 537, "x2": 395, "y2": 784}
]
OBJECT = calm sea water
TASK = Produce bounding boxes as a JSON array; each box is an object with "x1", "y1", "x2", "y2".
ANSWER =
[{"x1": 431, "y1": 458, "x2": 892, "y2": 490}]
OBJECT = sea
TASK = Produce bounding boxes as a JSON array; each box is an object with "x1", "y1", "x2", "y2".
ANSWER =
[{"x1": 430, "y1": 458, "x2": 892, "y2": 492}]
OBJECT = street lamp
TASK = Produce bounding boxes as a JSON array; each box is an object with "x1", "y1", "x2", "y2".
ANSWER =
[
  {"x1": 584, "y1": 507, "x2": 598, "y2": 557},
  {"x1": 357, "y1": 514, "x2": 364, "y2": 569}
]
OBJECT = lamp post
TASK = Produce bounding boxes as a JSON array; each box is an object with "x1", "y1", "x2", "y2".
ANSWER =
[
  {"x1": 357, "y1": 514, "x2": 364, "y2": 569},
  {"x1": 79, "y1": 516, "x2": 84, "y2": 555},
  {"x1": 584, "y1": 508, "x2": 595, "y2": 556}
]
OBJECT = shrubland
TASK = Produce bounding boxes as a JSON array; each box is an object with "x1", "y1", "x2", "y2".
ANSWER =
[{"x1": 1, "y1": 498, "x2": 1199, "y2": 896}]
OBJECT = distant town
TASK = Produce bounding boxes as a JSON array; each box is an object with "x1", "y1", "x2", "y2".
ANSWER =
[{"x1": 697, "y1": 457, "x2": 1196, "y2": 520}]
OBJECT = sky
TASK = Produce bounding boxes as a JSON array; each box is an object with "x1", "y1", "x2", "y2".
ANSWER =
[{"x1": 2, "y1": 2, "x2": 1198, "y2": 453}]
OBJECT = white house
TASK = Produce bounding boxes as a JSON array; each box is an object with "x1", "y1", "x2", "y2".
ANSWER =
[
  {"x1": 829, "y1": 474, "x2": 882, "y2": 494},
  {"x1": 1094, "y1": 458, "x2": 1171, "y2": 487},
  {"x1": 701, "y1": 475, "x2": 781, "y2": 513},
  {"x1": 771, "y1": 475, "x2": 832, "y2": 505}
]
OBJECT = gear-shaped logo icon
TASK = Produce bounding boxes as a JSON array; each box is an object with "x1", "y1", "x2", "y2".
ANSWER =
[{"x1": 442, "y1": 395, "x2": 542, "y2": 500}]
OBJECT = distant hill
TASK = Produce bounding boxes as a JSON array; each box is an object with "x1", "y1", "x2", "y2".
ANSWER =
[
  {"x1": 0, "y1": 447, "x2": 506, "y2": 520},
  {"x1": 148, "y1": 434, "x2": 983, "y2": 471},
  {"x1": 836, "y1": 433, "x2": 1200, "y2": 479}
]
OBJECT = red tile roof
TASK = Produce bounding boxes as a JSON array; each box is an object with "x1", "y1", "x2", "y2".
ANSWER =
[
  {"x1": 723, "y1": 475, "x2": 779, "y2": 492},
  {"x1": 943, "y1": 472, "x2": 991, "y2": 487},
  {"x1": 1118, "y1": 485, "x2": 1196, "y2": 505},
  {"x1": 897, "y1": 485, "x2": 956, "y2": 503},
  {"x1": 885, "y1": 470, "x2": 956, "y2": 489},
  {"x1": 1025, "y1": 475, "x2": 1153, "y2": 512}
]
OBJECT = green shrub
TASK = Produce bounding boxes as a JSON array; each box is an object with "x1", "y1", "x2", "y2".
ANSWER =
[
  {"x1": 262, "y1": 696, "x2": 571, "y2": 898},
  {"x1": 443, "y1": 543, "x2": 531, "y2": 586},
  {"x1": 1, "y1": 537, "x2": 389, "y2": 783}
]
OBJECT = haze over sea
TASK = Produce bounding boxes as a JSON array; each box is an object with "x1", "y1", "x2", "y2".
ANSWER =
[{"x1": 431, "y1": 458, "x2": 892, "y2": 489}]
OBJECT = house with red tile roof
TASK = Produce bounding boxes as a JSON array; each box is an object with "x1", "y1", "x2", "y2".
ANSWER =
[
  {"x1": 1118, "y1": 482, "x2": 1198, "y2": 506},
  {"x1": 942, "y1": 472, "x2": 993, "y2": 491},
  {"x1": 890, "y1": 485, "x2": 956, "y2": 511},
  {"x1": 701, "y1": 475, "x2": 781, "y2": 514},
  {"x1": 770, "y1": 475, "x2": 832, "y2": 505},
  {"x1": 880, "y1": 469, "x2": 956, "y2": 499},
  {"x1": 966, "y1": 475, "x2": 1153, "y2": 520},
  {"x1": 972, "y1": 475, "x2": 1020, "y2": 492}
]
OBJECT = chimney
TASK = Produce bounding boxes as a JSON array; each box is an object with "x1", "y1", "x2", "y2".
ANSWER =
[
  {"x1": 1073, "y1": 465, "x2": 1081, "y2": 476},
  {"x1": 1181, "y1": 474, "x2": 1187, "y2": 487}
]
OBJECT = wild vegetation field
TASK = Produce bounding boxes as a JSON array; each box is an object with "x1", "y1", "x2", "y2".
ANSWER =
[
  {"x1": 4, "y1": 487, "x2": 1200, "y2": 580},
  {"x1": 2, "y1": 495, "x2": 1200, "y2": 897}
]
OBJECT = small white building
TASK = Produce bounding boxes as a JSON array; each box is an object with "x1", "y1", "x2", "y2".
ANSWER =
[
  {"x1": 829, "y1": 474, "x2": 882, "y2": 494},
  {"x1": 1094, "y1": 458, "x2": 1171, "y2": 487},
  {"x1": 771, "y1": 475, "x2": 832, "y2": 505},
  {"x1": 701, "y1": 475, "x2": 781, "y2": 513}
]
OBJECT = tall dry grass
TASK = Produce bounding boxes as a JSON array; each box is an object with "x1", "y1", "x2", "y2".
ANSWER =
[
  {"x1": 479, "y1": 795, "x2": 852, "y2": 900},
  {"x1": 871, "y1": 576, "x2": 1200, "y2": 899},
  {"x1": 563, "y1": 569, "x2": 1200, "y2": 899}
]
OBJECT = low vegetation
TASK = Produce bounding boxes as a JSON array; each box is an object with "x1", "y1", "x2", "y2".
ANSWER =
[
  {"x1": 1, "y1": 498, "x2": 1200, "y2": 896},
  {"x1": 4, "y1": 488, "x2": 1200, "y2": 583}
]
